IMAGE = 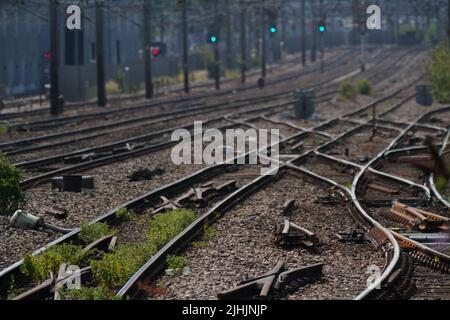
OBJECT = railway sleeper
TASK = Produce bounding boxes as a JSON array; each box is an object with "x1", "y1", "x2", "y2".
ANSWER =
[
  {"x1": 358, "y1": 174, "x2": 425, "y2": 208},
  {"x1": 50, "y1": 175, "x2": 95, "y2": 192}
]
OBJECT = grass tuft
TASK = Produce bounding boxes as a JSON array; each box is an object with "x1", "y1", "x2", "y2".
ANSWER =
[{"x1": 79, "y1": 223, "x2": 114, "y2": 245}]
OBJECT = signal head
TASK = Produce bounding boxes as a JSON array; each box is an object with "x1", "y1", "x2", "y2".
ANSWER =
[{"x1": 152, "y1": 47, "x2": 160, "y2": 57}]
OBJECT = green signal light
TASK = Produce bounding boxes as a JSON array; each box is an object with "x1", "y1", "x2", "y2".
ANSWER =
[
  {"x1": 270, "y1": 26, "x2": 277, "y2": 33},
  {"x1": 319, "y1": 25, "x2": 326, "y2": 33},
  {"x1": 210, "y1": 36, "x2": 217, "y2": 43}
]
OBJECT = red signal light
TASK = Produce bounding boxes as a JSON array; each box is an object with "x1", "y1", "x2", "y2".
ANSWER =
[{"x1": 152, "y1": 48, "x2": 160, "y2": 57}]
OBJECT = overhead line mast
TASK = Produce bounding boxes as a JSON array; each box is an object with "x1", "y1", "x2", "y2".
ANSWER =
[{"x1": 49, "y1": 0, "x2": 60, "y2": 116}]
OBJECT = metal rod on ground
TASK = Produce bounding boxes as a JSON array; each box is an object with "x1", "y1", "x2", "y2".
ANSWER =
[
  {"x1": 143, "y1": 0, "x2": 154, "y2": 99},
  {"x1": 49, "y1": 0, "x2": 59, "y2": 116},
  {"x1": 181, "y1": 0, "x2": 189, "y2": 94},
  {"x1": 301, "y1": 0, "x2": 306, "y2": 66},
  {"x1": 43, "y1": 223, "x2": 75, "y2": 234},
  {"x1": 96, "y1": 0, "x2": 107, "y2": 107},
  {"x1": 240, "y1": 1, "x2": 247, "y2": 84}
]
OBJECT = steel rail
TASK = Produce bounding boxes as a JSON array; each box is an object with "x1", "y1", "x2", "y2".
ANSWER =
[
  {"x1": 2, "y1": 47, "x2": 355, "y2": 125},
  {"x1": 0, "y1": 51, "x2": 362, "y2": 153},
  {"x1": 14, "y1": 50, "x2": 409, "y2": 185},
  {"x1": 0, "y1": 47, "x2": 338, "y2": 120},
  {"x1": 429, "y1": 123, "x2": 450, "y2": 208},
  {"x1": 353, "y1": 106, "x2": 450, "y2": 300},
  {"x1": 0, "y1": 50, "x2": 423, "y2": 300},
  {"x1": 2, "y1": 46, "x2": 411, "y2": 150},
  {"x1": 116, "y1": 83, "x2": 424, "y2": 299}
]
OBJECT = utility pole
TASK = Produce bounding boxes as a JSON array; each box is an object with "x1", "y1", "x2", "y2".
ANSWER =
[
  {"x1": 225, "y1": 0, "x2": 232, "y2": 69},
  {"x1": 49, "y1": 0, "x2": 59, "y2": 116},
  {"x1": 240, "y1": 0, "x2": 247, "y2": 85},
  {"x1": 360, "y1": 0, "x2": 366, "y2": 72},
  {"x1": 96, "y1": 0, "x2": 107, "y2": 107},
  {"x1": 448, "y1": 0, "x2": 450, "y2": 47},
  {"x1": 310, "y1": 0, "x2": 317, "y2": 62},
  {"x1": 319, "y1": 0, "x2": 324, "y2": 73},
  {"x1": 254, "y1": 9, "x2": 260, "y2": 60},
  {"x1": 143, "y1": 0, "x2": 154, "y2": 99},
  {"x1": 301, "y1": 0, "x2": 306, "y2": 66},
  {"x1": 180, "y1": 0, "x2": 189, "y2": 94},
  {"x1": 213, "y1": 0, "x2": 220, "y2": 91},
  {"x1": 261, "y1": 4, "x2": 267, "y2": 81},
  {"x1": 352, "y1": 0, "x2": 358, "y2": 45}
]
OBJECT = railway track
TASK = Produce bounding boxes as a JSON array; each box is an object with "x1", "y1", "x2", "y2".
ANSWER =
[
  {"x1": 10, "y1": 48, "x2": 423, "y2": 191},
  {"x1": 0, "y1": 48, "x2": 350, "y2": 128},
  {"x1": 1, "y1": 45, "x2": 413, "y2": 155},
  {"x1": 5, "y1": 49, "x2": 401, "y2": 187},
  {"x1": 0, "y1": 49, "x2": 360, "y2": 152},
  {"x1": 0, "y1": 58, "x2": 432, "y2": 300},
  {"x1": 0, "y1": 48, "x2": 332, "y2": 121}
]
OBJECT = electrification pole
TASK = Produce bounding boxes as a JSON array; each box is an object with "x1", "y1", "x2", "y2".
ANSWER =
[
  {"x1": 319, "y1": 0, "x2": 324, "y2": 73},
  {"x1": 225, "y1": 0, "x2": 232, "y2": 69},
  {"x1": 360, "y1": 0, "x2": 366, "y2": 72},
  {"x1": 213, "y1": 0, "x2": 220, "y2": 90},
  {"x1": 352, "y1": 0, "x2": 358, "y2": 45},
  {"x1": 310, "y1": 0, "x2": 317, "y2": 62},
  {"x1": 240, "y1": 0, "x2": 247, "y2": 84},
  {"x1": 181, "y1": 0, "x2": 189, "y2": 93},
  {"x1": 144, "y1": 0, "x2": 154, "y2": 98},
  {"x1": 261, "y1": 4, "x2": 267, "y2": 80},
  {"x1": 49, "y1": 0, "x2": 59, "y2": 116},
  {"x1": 301, "y1": 0, "x2": 306, "y2": 66},
  {"x1": 448, "y1": 0, "x2": 450, "y2": 46},
  {"x1": 96, "y1": 0, "x2": 107, "y2": 107}
]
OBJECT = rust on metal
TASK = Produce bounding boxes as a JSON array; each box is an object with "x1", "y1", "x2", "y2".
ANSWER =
[
  {"x1": 81, "y1": 234, "x2": 117, "y2": 255},
  {"x1": 388, "y1": 202, "x2": 449, "y2": 232},
  {"x1": 13, "y1": 275, "x2": 54, "y2": 300},
  {"x1": 335, "y1": 230, "x2": 368, "y2": 243},
  {"x1": 368, "y1": 226, "x2": 390, "y2": 248},
  {"x1": 217, "y1": 261, "x2": 323, "y2": 300},
  {"x1": 367, "y1": 183, "x2": 399, "y2": 195},
  {"x1": 152, "y1": 180, "x2": 238, "y2": 213},
  {"x1": 43, "y1": 206, "x2": 68, "y2": 220},
  {"x1": 273, "y1": 200, "x2": 318, "y2": 248},
  {"x1": 396, "y1": 155, "x2": 433, "y2": 164}
]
